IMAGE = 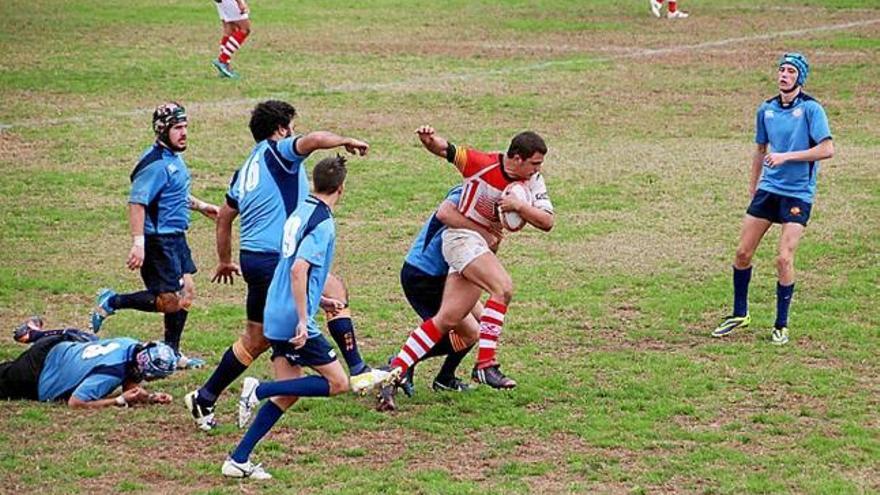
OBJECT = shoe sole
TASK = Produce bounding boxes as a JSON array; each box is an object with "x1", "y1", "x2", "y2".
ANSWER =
[
  {"x1": 184, "y1": 392, "x2": 214, "y2": 432},
  {"x1": 238, "y1": 378, "x2": 259, "y2": 428}
]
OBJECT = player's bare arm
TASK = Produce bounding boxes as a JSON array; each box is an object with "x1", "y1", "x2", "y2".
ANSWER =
[
  {"x1": 212, "y1": 203, "x2": 242, "y2": 284},
  {"x1": 68, "y1": 386, "x2": 163, "y2": 409},
  {"x1": 749, "y1": 143, "x2": 767, "y2": 198},
  {"x1": 189, "y1": 194, "x2": 220, "y2": 221},
  {"x1": 436, "y1": 200, "x2": 502, "y2": 251},
  {"x1": 236, "y1": 0, "x2": 249, "y2": 14},
  {"x1": 764, "y1": 139, "x2": 834, "y2": 168},
  {"x1": 290, "y1": 259, "x2": 311, "y2": 349},
  {"x1": 415, "y1": 125, "x2": 450, "y2": 160},
  {"x1": 295, "y1": 131, "x2": 369, "y2": 156},
  {"x1": 498, "y1": 193, "x2": 554, "y2": 232},
  {"x1": 127, "y1": 203, "x2": 146, "y2": 270}
]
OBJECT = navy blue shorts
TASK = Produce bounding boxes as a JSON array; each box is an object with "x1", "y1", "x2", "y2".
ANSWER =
[
  {"x1": 746, "y1": 190, "x2": 812, "y2": 226},
  {"x1": 269, "y1": 335, "x2": 337, "y2": 368},
  {"x1": 400, "y1": 262, "x2": 447, "y2": 320},
  {"x1": 240, "y1": 251, "x2": 279, "y2": 323},
  {"x1": 141, "y1": 233, "x2": 197, "y2": 294}
]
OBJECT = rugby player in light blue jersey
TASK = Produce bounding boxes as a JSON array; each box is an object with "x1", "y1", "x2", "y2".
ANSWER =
[
  {"x1": 712, "y1": 53, "x2": 834, "y2": 345},
  {"x1": 392, "y1": 186, "x2": 501, "y2": 400},
  {"x1": 1, "y1": 316, "x2": 176, "y2": 409},
  {"x1": 89, "y1": 103, "x2": 219, "y2": 368},
  {"x1": 184, "y1": 101, "x2": 379, "y2": 432},
  {"x1": 222, "y1": 156, "x2": 390, "y2": 480}
]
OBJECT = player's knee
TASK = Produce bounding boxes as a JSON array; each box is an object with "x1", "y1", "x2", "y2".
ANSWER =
[
  {"x1": 156, "y1": 293, "x2": 182, "y2": 313},
  {"x1": 327, "y1": 375, "x2": 349, "y2": 396},
  {"x1": 775, "y1": 253, "x2": 793, "y2": 271},
  {"x1": 734, "y1": 248, "x2": 754, "y2": 268}
]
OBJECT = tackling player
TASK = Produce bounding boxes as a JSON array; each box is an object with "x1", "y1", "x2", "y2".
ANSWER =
[
  {"x1": 1, "y1": 316, "x2": 176, "y2": 408},
  {"x1": 212, "y1": 0, "x2": 251, "y2": 78},
  {"x1": 379, "y1": 126, "x2": 554, "y2": 410},
  {"x1": 184, "y1": 100, "x2": 380, "y2": 432},
  {"x1": 712, "y1": 53, "x2": 834, "y2": 345},
  {"x1": 90, "y1": 102, "x2": 219, "y2": 368}
]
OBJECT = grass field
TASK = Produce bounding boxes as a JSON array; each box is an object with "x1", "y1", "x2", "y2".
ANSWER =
[{"x1": 1, "y1": 0, "x2": 879, "y2": 493}]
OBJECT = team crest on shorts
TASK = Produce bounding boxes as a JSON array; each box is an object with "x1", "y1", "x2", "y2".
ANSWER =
[{"x1": 790, "y1": 206, "x2": 802, "y2": 216}]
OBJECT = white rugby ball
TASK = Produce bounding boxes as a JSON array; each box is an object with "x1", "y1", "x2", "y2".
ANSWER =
[{"x1": 499, "y1": 182, "x2": 532, "y2": 232}]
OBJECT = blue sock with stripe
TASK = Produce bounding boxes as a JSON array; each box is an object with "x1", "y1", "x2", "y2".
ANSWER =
[
  {"x1": 255, "y1": 375, "x2": 330, "y2": 400},
  {"x1": 733, "y1": 266, "x2": 752, "y2": 317},
  {"x1": 230, "y1": 400, "x2": 284, "y2": 463},
  {"x1": 775, "y1": 282, "x2": 795, "y2": 329}
]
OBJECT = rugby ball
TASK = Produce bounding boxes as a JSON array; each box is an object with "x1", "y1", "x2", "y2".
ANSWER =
[{"x1": 499, "y1": 182, "x2": 532, "y2": 232}]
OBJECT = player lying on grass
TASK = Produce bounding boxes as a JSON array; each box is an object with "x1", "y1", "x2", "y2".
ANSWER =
[
  {"x1": 222, "y1": 156, "x2": 393, "y2": 480},
  {"x1": 712, "y1": 52, "x2": 834, "y2": 346},
  {"x1": 378, "y1": 126, "x2": 554, "y2": 411},
  {"x1": 185, "y1": 100, "x2": 384, "y2": 433},
  {"x1": 1, "y1": 316, "x2": 176, "y2": 408}
]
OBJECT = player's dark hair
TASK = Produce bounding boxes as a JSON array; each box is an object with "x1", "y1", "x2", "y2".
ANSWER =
[
  {"x1": 313, "y1": 155, "x2": 347, "y2": 194},
  {"x1": 249, "y1": 100, "x2": 297, "y2": 142},
  {"x1": 507, "y1": 131, "x2": 547, "y2": 160}
]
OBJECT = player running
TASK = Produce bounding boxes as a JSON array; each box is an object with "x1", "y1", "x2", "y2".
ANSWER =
[
  {"x1": 221, "y1": 156, "x2": 388, "y2": 480},
  {"x1": 378, "y1": 126, "x2": 554, "y2": 411},
  {"x1": 712, "y1": 53, "x2": 834, "y2": 345},
  {"x1": 394, "y1": 185, "x2": 501, "y2": 398},
  {"x1": 90, "y1": 102, "x2": 219, "y2": 368},
  {"x1": 184, "y1": 100, "x2": 383, "y2": 432},
  {"x1": 212, "y1": 0, "x2": 251, "y2": 78}
]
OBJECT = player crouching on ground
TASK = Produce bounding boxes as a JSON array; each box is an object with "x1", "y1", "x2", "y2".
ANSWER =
[
  {"x1": 1, "y1": 316, "x2": 176, "y2": 408},
  {"x1": 222, "y1": 156, "x2": 392, "y2": 480},
  {"x1": 712, "y1": 52, "x2": 834, "y2": 345}
]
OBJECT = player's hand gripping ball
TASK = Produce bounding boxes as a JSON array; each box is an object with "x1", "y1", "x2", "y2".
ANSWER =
[{"x1": 499, "y1": 182, "x2": 532, "y2": 232}]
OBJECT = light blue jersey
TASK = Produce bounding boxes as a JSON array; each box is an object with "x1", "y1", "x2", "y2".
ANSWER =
[
  {"x1": 226, "y1": 137, "x2": 311, "y2": 254},
  {"x1": 755, "y1": 93, "x2": 832, "y2": 203},
  {"x1": 38, "y1": 337, "x2": 140, "y2": 402},
  {"x1": 129, "y1": 143, "x2": 192, "y2": 234},
  {"x1": 404, "y1": 186, "x2": 462, "y2": 276},
  {"x1": 263, "y1": 196, "x2": 336, "y2": 340}
]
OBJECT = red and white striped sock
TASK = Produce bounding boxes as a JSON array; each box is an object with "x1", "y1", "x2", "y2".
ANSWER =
[
  {"x1": 218, "y1": 30, "x2": 249, "y2": 64},
  {"x1": 390, "y1": 319, "x2": 442, "y2": 374},
  {"x1": 668, "y1": 1, "x2": 678, "y2": 13},
  {"x1": 476, "y1": 300, "x2": 507, "y2": 368}
]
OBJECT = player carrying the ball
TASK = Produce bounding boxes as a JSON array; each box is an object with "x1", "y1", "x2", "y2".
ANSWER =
[{"x1": 378, "y1": 126, "x2": 554, "y2": 410}]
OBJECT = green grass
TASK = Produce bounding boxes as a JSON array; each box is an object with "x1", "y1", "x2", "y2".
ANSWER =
[{"x1": 1, "y1": 0, "x2": 879, "y2": 493}]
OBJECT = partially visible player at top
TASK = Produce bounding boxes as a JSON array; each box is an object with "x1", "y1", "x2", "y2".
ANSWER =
[
  {"x1": 222, "y1": 156, "x2": 388, "y2": 480},
  {"x1": 712, "y1": 53, "x2": 834, "y2": 345},
  {"x1": 90, "y1": 103, "x2": 219, "y2": 368},
  {"x1": 378, "y1": 126, "x2": 554, "y2": 411},
  {"x1": 650, "y1": 0, "x2": 689, "y2": 18},
  {"x1": 184, "y1": 100, "x2": 383, "y2": 432},
  {"x1": 212, "y1": 0, "x2": 251, "y2": 78}
]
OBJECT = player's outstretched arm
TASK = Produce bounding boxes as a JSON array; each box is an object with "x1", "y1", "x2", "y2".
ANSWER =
[
  {"x1": 415, "y1": 125, "x2": 449, "y2": 159},
  {"x1": 295, "y1": 131, "x2": 369, "y2": 156},
  {"x1": 68, "y1": 386, "x2": 167, "y2": 409}
]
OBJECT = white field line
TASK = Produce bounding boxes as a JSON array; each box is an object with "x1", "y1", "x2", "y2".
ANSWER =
[{"x1": 1, "y1": 17, "x2": 878, "y2": 130}]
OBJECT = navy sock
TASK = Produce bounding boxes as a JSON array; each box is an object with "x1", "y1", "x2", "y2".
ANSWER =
[
  {"x1": 423, "y1": 335, "x2": 454, "y2": 360},
  {"x1": 198, "y1": 347, "x2": 248, "y2": 407},
  {"x1": 437, "y1": 345, "x2": 473, "y2": 382},
  {"x1": 230, "y1": 400, "x2": 284, "y2": 463},
  {"x1": 163, "y1": 310, "x2": 188, "y2": 353},
  {"x1": 733, "y1": 266, "x2": 752, "y2": 317},
  {"x1": 111, "y1": 291, "x2": 157, "y2": 312},
  {"x1": 327, "y1": 318, "x2": 367, "y2": 375},
  {"x1": 775, "y1": 282, "x2": 795, "y2": 329},
  {"x1": 255, "y1": 375, "x2": 330, "y2": 400}
]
